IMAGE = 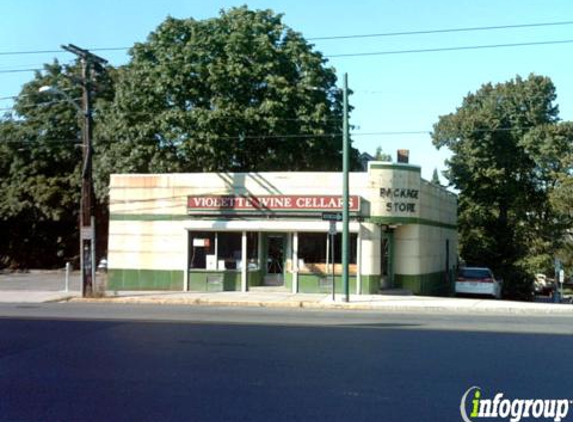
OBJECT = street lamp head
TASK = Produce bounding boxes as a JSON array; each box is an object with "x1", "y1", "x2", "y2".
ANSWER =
[
  {"x1": 38, "y1": 85, "x2": 57, "y2": 94},
  {"x1": 38, "y1": 85, "x2": 82, "y2": 114}
]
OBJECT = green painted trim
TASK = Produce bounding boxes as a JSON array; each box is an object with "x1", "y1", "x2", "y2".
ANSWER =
[
  {"x1": 188, "y1": 271, "x2": 242, "y2": 291},
  {"x1": 366, "y1": 216, "x2": 457, "y2": 230},
  {"x1": 108, "y1": 269, "x2": 184, "y2": 291},
  {"x1": 187, "y1": 210, "x2": 363, "y2": 215},
  {"x1": 110, "y1": 214, "x2": 190, "y2": 221},
  {"x1": 394, "y1": 271, "x2": 454, "y2": 296},
  {"x1": 284, "y1": 272, "x2": 293, "y2": 291},
  {"x1": 360, "y1": 274, "x2": 380, "y2": 294},
  {"x1": 368, "y1": 163, "x2": 421, "y2": 172},
  {"x1": 297, "y1": 273, "x2": 357, "y2": 294},
  {"x1": 110, "y1": 212, "x2": 362, "y2": 221},
  {"x1": 248, "y1": 270, "x2": 263, "y2": 287}
]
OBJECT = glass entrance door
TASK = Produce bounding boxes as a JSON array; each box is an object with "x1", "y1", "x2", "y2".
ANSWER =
[
  {"x1": 380, "y1": 230, "x2": 394, "y2": 289},
  {"x1": 264, "y1": 234, "x2": 285, "y2": 286}
]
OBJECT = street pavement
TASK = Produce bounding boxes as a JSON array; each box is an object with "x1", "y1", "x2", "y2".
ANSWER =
[
  {"x1": 2, "y1": 270, "x2": 573, "y2": 314},
  {"x1": 1, "y1": 305, "x2": 572, "y2": 422}
]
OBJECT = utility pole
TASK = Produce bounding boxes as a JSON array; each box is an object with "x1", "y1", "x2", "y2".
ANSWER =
[
  {"x1": 342, "y1": 73, "x2": 350, "y2": 303},
  {"x1": 62, "y1": 44, "x2": 107, "y2": 297}
]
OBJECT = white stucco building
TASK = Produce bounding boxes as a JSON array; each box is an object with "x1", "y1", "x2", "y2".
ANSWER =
[{"x1": 107, "y1": 162, "x2": 457, "y2": 295}]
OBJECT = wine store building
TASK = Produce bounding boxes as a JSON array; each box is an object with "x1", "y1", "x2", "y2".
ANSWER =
[{"x1": 107, "y1": 161, "x2": 457, "y2": 295}]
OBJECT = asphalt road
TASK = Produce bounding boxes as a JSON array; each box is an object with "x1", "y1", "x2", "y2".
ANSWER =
[{"x1": 1, "y1": 304, "x2": 572, "y2": 422}]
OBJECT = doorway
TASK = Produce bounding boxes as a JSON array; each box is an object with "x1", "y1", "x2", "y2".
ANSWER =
[
  {"x1": 380, "y1": 230, "x2": 394, "y2": 289},
  {"x1": 264, "y1": 234, "x2": 285, "y2": 286}
]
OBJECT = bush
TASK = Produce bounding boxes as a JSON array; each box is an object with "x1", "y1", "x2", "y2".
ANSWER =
[{"x1": 501, "y1": 266, "x2": 534, "y2": 301}]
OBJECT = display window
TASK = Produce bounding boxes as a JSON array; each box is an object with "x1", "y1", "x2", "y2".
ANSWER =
[{"x1": 188, "y1": 231, "x2": 259, "y2": 270}]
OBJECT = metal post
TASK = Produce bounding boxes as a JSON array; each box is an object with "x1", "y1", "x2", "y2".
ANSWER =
[
  {"x1": 64, "y1": 262, "x2": 71, "y2": 293},
  {"x1": 292, "y1": 232, "x2": 298, "y2": 294},
  {"x1": 61, "y1": 44, "x2": 107, "y2": 297},
  {"x1": 241, "y1": 231, "x2": 248, "y2": 292},
  {"x1": 80, "y1": 57, "x2": 94, "y2": 297},
  {"x1": 331, "y1": 232, "x2": 335, "y2": 302},
  {"x1": 342, "y1": 73, "x2": 350, "y2": 302}
]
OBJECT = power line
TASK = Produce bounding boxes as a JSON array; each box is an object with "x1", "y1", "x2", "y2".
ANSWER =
[
  {"x1": 0, "y1": 19, "x2": 570, "y2": 57},
  {"x1": 0, "y1": 47, "x2": 129, "y2": 57},
  {"x1": 328, "y1": 38, "x2": 573, "y2": 58},
  {"x1": 0, "y1": 68, "x2": 41, "y2": 74},
  {"x1": 308, "y1": 20, "x2": 573, "y2": 41},
  {"x1": 0, "y1": 127, "x2": 544, "y2": 145},
  {"x1": 0, "y1": 36, "x2": 571, "y2": 76}
]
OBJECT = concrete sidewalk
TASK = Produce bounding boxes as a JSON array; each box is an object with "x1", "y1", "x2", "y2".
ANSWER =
[
  {"x1": 0, "y1": 290, "x2": 80, "y2": 303},
  {"x1": 1, "y1": 272, "x2": 572, "y2": 314},
  {"x1": 63, "y1": 289, "x2": 573, "y2": 315}
]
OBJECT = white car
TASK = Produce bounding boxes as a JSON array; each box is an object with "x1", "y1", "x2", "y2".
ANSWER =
[{"x1": 455, "y1": 267, "x2": 502, "y2": 299}]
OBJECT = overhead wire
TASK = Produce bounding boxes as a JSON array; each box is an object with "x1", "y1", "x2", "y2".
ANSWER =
[
  {"x1": 0, "y1": 19, "x2": 571, "y2": 57},
  {"x1": 0, "y1": 19, "x2": 568, "y2": 145},
  {"x1": 0, "y1": 17, "x2": 569, "y2": 75},
  {"x1": 308, "y1": 19, "x2": 573, "y2": 40},
  {"x1": 1, "y1": 127, "x2": 545, "y2": 146},
  {"x1": 328, "y1": 39, "x2": 573, "y2": 58},
  {"x1": 1, "y1": 36, "x2": 572, "y2": 73}
]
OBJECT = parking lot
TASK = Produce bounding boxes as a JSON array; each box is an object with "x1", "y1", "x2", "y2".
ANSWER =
[{"x1": 0, "y1": 270, "x2": 82, "y2": 292}]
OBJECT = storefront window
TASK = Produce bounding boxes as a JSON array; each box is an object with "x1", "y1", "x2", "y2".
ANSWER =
[
  {"x1": 217, "y1": 232, "x2": 242, "y2": 270},
  {"x1": 333, "y1": 233, "x2": 358, "y2": 265},
  {"x1": 189, "y1": 231, "x2": 260, "y2": 271},
  {"x1": 298, "y1": 233, "x2": 327, "y2": 266},
  {"x1": 189, "y1": 231, "x2": 215, "y2": 269},
  {"x1": 298, "y1": 232, "x2": 357, "y2": 274}
]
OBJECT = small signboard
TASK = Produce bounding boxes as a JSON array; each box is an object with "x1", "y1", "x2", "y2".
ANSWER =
[
  {"x1": 322, "y1": 212, "x2": 343, "y2": 222},
  {"x1": 329, "y1": 221, "x2": 337, "y2": 235},
  {"x1": 80, "y1": 226, "x2": 94, "y2": 240},
  {"x1": 193, "y1": 238, "x2": 211, "y2": 248}
]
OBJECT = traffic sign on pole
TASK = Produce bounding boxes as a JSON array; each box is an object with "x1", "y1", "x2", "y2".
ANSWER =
[{"x1": 322, "y1": 212, "x2": 343, "y2": 222}]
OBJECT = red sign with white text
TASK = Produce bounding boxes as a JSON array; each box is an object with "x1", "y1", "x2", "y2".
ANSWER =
[{"x1": 187, "y1": 195, "x2": 360, "y2": 213}]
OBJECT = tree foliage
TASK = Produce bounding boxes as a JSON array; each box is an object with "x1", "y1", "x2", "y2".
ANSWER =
[
  {"x1": 95, "y1": 6, "x2": 357, "y2": 196},
  {"x1": 430, "y1": 168, "x2": 441, "y2": 185},
  {"x1": 432, "y1": 74, "x2": 573, "y2": 297},
  {"x1": 1, "y1": 7, "x2": 359, "y2": 268},
  {"x1": 0, "y1": 61, "x2": 114, "y2": 268},
  {"x1": 374, "y1": 146, "x2": 391, "y2": 162}
]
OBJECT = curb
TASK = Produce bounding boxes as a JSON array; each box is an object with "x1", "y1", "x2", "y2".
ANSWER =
[{"x1": 67, "y1": 296, "x2": 573, "y2": 315}]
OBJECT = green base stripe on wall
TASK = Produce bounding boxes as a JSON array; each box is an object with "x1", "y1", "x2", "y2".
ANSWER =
[
  {"x1": 188, "y1": 271, "x2": 242, "y2": 291},
  {"x1": 297, "y1": 274, "x2": 359, "y2": 294},
  {"x1": 394, "y1": 271, "x2": 453, "y2": 296},
  {"x1": 360, "y1": 274, "x2": 381, "y2": 294},
  {"x1": 188, "y1": 270, "x2": 264, "y2": 291},
  {"x1": 108, "y1": 269, "x2": 184, "y2": 291}
]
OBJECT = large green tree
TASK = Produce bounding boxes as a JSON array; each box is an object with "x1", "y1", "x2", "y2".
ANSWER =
[
  {"x1": 432, "y1": 74, "x2": 572, "y2": 297},
  {"x1": 1, "y1": 7, "x2": 359, "y2": 269},
  {"x1": 95, "y1": 6, "x2": 356, "y2": 194},
  {"x1": 0, "y1": 61, "x2": 113, "y2": 268},
  {"x1": 522, "y1": 122, "x2": 573, "y2": 274}
]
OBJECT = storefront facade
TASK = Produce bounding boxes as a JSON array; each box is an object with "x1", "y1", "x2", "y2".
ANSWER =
[{"x1": 107, "y1": 162, "x2": 457, "y2": 295}]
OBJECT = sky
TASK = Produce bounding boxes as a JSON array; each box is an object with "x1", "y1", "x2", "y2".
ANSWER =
[{"x1": 2, "y1": 0, "x2": 573, "y2": 182}]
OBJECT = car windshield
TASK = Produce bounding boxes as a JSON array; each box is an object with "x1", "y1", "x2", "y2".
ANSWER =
[{"x1": 459, "y1": 269, "x2": 491, "y2": 279}]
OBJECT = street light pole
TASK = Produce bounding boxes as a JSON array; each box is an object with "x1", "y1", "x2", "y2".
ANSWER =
[
  {"x1": 79, "y1": 56, "x2": 96, "y2": 297},
  {"x1": 342, "y1": 73, "x2": 350, "y2": 303},
  {"x1": 61, "y1": 44, "x2": 107, "y2": 297}
]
